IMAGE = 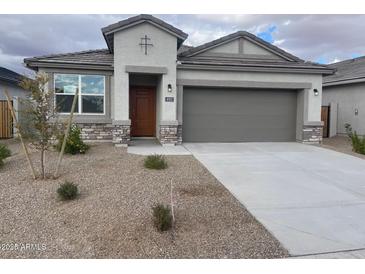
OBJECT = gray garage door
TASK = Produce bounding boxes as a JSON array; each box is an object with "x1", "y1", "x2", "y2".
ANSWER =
[{"x1": 183, "y1": 87, "x2": 297, "y2": 142}]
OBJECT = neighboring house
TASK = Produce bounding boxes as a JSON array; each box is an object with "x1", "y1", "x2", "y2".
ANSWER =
[
  {"x1": 24, "y1": 14, "x2": 333, "y2": 146},
  {"x1": 323, "y1": 56, "x2": 365, "y2": 137},
  {"x1": 0, "y1": 67, "x2": 29, "y2": 138}
]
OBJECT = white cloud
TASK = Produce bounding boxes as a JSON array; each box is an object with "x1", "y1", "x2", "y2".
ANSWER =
[
  {"x1": 1, "y1": 14, "x2": 365, "y2": 73},
  {"x1": 0, "y1": 48, "x2": 29, "y2": 75},
  {"x1": 329, "y1": 58, "x2": 341, "y2": 64},
  {"x1": 273, "y1": 39, "x2": 285, "y2": 46},
  {"x1": 183, "y1": 14, "x2": 365, "y2": 63}
]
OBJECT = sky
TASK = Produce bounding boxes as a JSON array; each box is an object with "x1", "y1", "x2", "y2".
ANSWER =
[{"x1": 0, "y1": 14, "x2": 364, "y2": 74}]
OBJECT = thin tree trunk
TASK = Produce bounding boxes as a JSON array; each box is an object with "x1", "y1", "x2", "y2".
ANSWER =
[
  {"x1": 3, "y1": 89, "x2": 36, "y2": 179},
  {"x1": 53, "y1": 89, "x2": 79, "y2": 178}
]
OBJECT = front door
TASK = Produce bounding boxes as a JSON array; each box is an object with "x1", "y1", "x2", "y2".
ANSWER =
[{"x1": 130, "y1": 86, "x2": 156, "y2": 137}]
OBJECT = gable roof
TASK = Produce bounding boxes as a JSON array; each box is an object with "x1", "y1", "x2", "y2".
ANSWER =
[
  {"x1": 24, "y1": 15, "x2": 333, "y2": 75},
  {"x1": 102, "y1": 14, "x2": 188, "y2": 53},
  {"x1": 323, "y1": 56, "x2": 365, "y2": 86},
  {"x1": 24, "y1": 49, "x2": 113, "y2": 70},
  {"x1": 0, "y1": 66, "x2": 25, "y2": 85},
  {"x1": 177, "y1": 45, "x2": 194, "y2": 55},
  {"x1": 178, "y1": 31, "x2": 303, "y2": 62}
]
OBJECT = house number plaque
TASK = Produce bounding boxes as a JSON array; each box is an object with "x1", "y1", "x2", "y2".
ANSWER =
[{"x1": 165, "y1": 97, "x2": 174, "y2": 102}]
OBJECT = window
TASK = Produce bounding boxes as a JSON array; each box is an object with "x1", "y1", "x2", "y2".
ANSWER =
[
  {"x1": 55, "y1": 74, "x2": 79, "y2": 113},
  {"x1": 54, "y1": 74, "x2": 105, "y2": 115}
]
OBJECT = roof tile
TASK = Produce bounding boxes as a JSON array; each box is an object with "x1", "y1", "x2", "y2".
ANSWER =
[{"x1": 324, "y1": 56, "x2": 365, "y2": 84}]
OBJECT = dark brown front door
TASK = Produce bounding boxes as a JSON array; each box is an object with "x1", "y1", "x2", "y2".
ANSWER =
[
  {"x1": 130, "y1": 86, "x2": 156, "y2": 137},
  {"x1": 321, "y1": 106, "x2": 330, "y2": 138}
]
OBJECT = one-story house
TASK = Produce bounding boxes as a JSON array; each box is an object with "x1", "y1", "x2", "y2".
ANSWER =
[
  {"x1": 24, "y1": 14, "x2": 333, "y2": 146},
  {"x1": 322, "y1": 56, "x2": 365, "y2": 137},
  {"x1": 0, "y1": 66, "x2": 29, "y2": 138}
]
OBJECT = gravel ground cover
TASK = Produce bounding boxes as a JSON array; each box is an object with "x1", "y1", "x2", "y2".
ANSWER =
[
  {"x1": 0, "y1": 141, "x2": 288, "y2": 258},
  {"x1": 322, "y1": 136, "x2": 365, "y2": 160}
]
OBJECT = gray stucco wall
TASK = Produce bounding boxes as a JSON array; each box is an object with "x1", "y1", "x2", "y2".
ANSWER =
[
  {"x1": 296, "y1": 89, "x2": 305, "y2": 140},
  {"x1": 0, "y1": 80, "x2": 28, "y2": 100},
  {"x1": 113, "y1": 22, "x2": 178, "y2": 125},
  {"x1": 323, "y1": 82, "x2": 365, "y2": 135},
  {"x1": 197, "y1": 37, "x2": 283, "y2": 60},
  {"x1": 329, "y1": 102, "x2": 338, "y2": 137}
]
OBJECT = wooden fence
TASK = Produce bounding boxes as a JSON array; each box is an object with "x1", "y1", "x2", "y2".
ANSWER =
[{"x1": 0, "y1": 100, "x2": 13, "y2": 139}]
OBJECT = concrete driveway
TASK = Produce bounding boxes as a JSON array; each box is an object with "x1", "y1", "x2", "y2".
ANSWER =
[{"x1": 183, "y1": 142, "x2": 365, "y2": 256}]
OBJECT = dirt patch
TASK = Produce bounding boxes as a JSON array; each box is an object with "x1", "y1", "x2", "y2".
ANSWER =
[
  {"x1": 0, "y1": 140, "x2": 288, "y2": 259},
  {"x1": 322, "y1": 136, "x2": 365, "y2": 160}
]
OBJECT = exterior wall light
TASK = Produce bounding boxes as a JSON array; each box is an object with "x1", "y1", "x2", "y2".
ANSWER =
[
  {"x1": 168, "y1": 84, "x2": 172, "y2": 92},
  {"x1": 313, "y1": 89, "x2": 319, "y2": 96}
]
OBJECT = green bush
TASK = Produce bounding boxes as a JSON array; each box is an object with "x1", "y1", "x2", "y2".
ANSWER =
[
  {"x1": 0, "y1": 144, "x2": 11, "y2": 167},
  {"x1": 144, "y1": 154, "x2": 168, "y2": 170},
  {"x1": 57, "y1": 181, "x2": 79, "y2": 200},
  {"x1": 152, "y1": 204, "x2": 173, "y2": 231},
  {"x1": 345, "y1": 123, "x2": 365, "y2": 154},
  {"x1": 56, "y1": 124, "x2": 89, "y2": 155}
]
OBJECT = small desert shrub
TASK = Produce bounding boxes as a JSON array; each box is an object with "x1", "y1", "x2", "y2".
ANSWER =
[
  {"x1": 152, "y1": 204, "x2": 173, "y2": 231},
  {"x1": 57, "y1": 181, "x2": 79, "y2": 200},
  {"x1": 144, "y1": 154, "x2": 167, "y2": 170},
  {"x1": 0, "y1": 144, "x2": 11, "y2": 167},
  {"x1": 345, "y1": 123, "x2": 365, "y2": 154},
  {"x1": 56, "y1": 124, "x2": 89, "y2": 155}
]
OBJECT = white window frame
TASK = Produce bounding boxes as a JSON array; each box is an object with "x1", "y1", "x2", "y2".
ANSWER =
[{"x1": 54, "y1": 73, "x2": 105, "y2": 116}]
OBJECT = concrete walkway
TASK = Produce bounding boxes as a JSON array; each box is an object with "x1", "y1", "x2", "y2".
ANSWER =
[
  {"x1": 128, "y1": 139, "x2": 191, "y2": 155},
  {"x1": 184, "y1": 142, "x2": 365, "y2": 257},
  {"x1": 294, "y1": 248, "x2": 365, "y2": 259}
]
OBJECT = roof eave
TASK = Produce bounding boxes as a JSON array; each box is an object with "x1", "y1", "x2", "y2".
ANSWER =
[
  {"x1": 323, "y1": 77, "x2": 365, "y2": 87},
  {"x1": 24, "y1": 60, "x2": 114, "y2": 71},
  {"x1": 177, "y1": 63, "x2": 333, "y2": 75},
  {"x1": 102, "y1": 31, "x2": 113, "y2": 53},
  {"x1": 179, "y1": 31, "x2": 302, "y2": 63},
  {"x1": 0, "y1": 76, "x2": 21, "y2": 85}
]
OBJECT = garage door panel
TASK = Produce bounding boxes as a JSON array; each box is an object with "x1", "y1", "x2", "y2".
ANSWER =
[
  {"x1": 183, "y1": 87, "x2": 297, "y2": 142},
  {"x1": 183, "y1": 127, "x2": 294, "y2": 142},
  {"x1": 184, "y1": 114, "x2": 295, "y2": 128}
]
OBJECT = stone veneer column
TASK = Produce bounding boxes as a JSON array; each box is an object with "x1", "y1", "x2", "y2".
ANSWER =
[
  {"x1": 302, "y1": 122, "x2": 323, "y2": 144},
  {"x1": 158, "y1": 121, "x2": 182, "y2": 145},
  {"x1": 79, "y1": 123, "x2": 114, "y2": 141},
  {"x1": 112, "y1": 120, "x2": 131, "y2": 146}
]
